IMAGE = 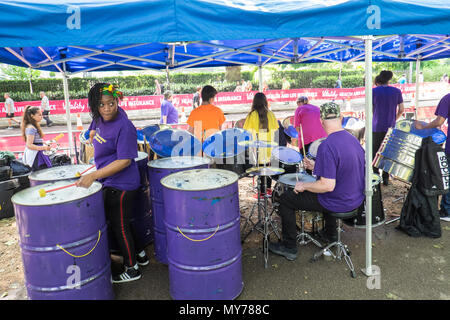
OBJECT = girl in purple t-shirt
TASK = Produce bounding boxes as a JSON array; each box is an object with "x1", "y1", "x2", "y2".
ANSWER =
[
  {"x1": 21, "y1": 106, "x2": 52, "y2": 171},
  {"x1": 77, "y1": 83, "x2": 147, "y2": 283}
]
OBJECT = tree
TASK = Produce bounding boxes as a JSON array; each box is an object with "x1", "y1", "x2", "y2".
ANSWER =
[{"x1": 0, "y1": 64, "x2": 41, "y2": 81}]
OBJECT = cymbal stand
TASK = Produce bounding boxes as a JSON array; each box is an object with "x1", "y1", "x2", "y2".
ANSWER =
[{"x1": 240, "y1": 139, "x2": 281, "y2": 268}]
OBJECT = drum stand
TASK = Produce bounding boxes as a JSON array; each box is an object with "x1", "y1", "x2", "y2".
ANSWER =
[
  {"x1": 240, "y1": 142, "x2": 281, "y2": 269},
  {"x1": 296, "y1": 211, "x2": 323, "y2": 248}
]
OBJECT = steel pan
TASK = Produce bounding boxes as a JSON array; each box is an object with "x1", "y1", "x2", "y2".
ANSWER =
[
  {"x1": 79, "y1": 130, "x2": 94, "y2": 164},
  {"x1": 11, "y1": 181, "x2": 114, "y2": 300},
  {"x1": 373, "y1": 128, "x2": 422, "y2": 183},
  {"x1": 307, "y1": 137, "x2": 326, "y2": 160},
  {"x1": 234, "y1": 118, "x2": 246, "y2": 129},
  {"x1": 149, "y1": 128, "x2": 202, "y2": 158},
  {"x1": 29, "y1": 164, "x2": 96, "y2": 187},
  {"x1": 342, "y1": 116, "x2": 365, "y2": 143},
  {"x1": 396, "y1": 119, "x2": 446, "y2": 145},
  {"x1": 161, "y1": 169, "x2": 243, "y2": 300},
  {"x1": 202, "y1": 128, "x2": 252, "y2": 175}
]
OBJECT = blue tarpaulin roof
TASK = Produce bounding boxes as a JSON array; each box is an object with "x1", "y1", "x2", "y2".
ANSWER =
[{"x1": 0, "y1": 0, "x2": 449, "y2": 73}]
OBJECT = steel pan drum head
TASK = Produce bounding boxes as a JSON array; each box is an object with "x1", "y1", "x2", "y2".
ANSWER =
[
  {"x1": 11, "y1": 180, "x2": 102, "y2": 206},
  {"x1": 135, "y1": 151, "x2": 148, "y2": 162},
  {"x1": 79, "y1": 130, "x2": 91, "y2": 144},
  {"x1": 284, "y1": 125, "x2": 298, "y2": 138},
  {"x1": 282, "y1": 116, "x2": 294, "y2": 128},
  {"x1": 28, "y1": 165, "x2": 96, "y2": 182},
  {"x1": 278, "y1": 173, "x2": 317, "y2": 187},
  {"x1": 271, "y1": 146, "x2": 303, "y2": 164},
  {"x1": 161, "y1": 168, "x2": 238, "y2": 191},
  {"x1": 396, "y1": 120, "x2": 446, "y2": 145},
  {"x1": 245, "y1": 166, "x2": 285, "y2": 176},
  {"x1": 308, "y1": 137, "x2": 326, "y2": 159},
  {"x1": 149, "y1": 128, "x2": 202, "y2": 157},
  {"x1": 136, "y1": 129, "x2": 144, "y2": 142},
  {"x1": 342, "y1": 117, "x2": 364, "y2": 130},
  {"x1": 141, "y1": 124, "x2": 171, "y2": 141},
  {"x1": 202, "y1": 128, "x2": 252, "y2": 159},
  {"x1": 148, "y1": 156, "x2": 211, "y2": 169}
]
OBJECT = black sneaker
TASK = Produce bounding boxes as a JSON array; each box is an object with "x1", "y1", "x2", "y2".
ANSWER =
[
  {"x1": 268, "y1": 242, "x2": 298, "y2": 261},
  {"x1": 136, "y1": 251, "x2": 149, "y2": 266},
  {"x1": 112, "y1": 265, "x2": 141, "y2": 283}
]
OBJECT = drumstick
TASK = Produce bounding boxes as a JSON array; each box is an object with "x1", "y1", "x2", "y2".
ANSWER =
[
  {"x1": 75, "y1": 164, "x2": 95, "y2": 177},
  {"x1": 299, "y1": 124, "x2": 307, "y2": 158},
  {"x1": 38, "y1": 182, "x2": 77, "y2": 198},
  {"x1": 53, "y1": 133, "x2": 64, "y2": 141}
]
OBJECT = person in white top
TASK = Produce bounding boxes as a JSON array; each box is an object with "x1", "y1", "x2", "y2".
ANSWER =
[
  {"x1": 40, "y1": 91, "x2": 53, "y2": 127},
  {"x1": 4, "y1": 93, "x2": 20, "y2": 129}
]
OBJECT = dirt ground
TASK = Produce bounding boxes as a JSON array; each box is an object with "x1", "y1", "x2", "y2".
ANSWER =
[{"x1": 0, "y1": 174, "x2": 409, "y2": 300}]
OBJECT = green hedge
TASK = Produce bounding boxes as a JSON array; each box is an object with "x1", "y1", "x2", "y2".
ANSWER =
[{"x1": 0, "y1": 69, "x2": 365, "y2": 101}]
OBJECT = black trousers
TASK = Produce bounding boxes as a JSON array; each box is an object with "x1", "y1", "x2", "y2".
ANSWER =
[
  {"x1": 42, "y1": 110, "x2": 53, "y2": 126},
  {"x1": 103, "y1": 187, "x2": 142, "y2": 267},
  {"x1": 372, "y1": 131, "x2": 389, "y2": 183},
  {"x1": 278, "y1": 190, "x2": 337, "y2": 248}
]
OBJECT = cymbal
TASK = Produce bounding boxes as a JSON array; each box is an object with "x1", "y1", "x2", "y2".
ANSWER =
[
  {"x1": 238, "y1": 140, "x2": 278, "y2": 148},
  {"x1": 245, "y1": 166, "x2": 285, "y2": 176}
]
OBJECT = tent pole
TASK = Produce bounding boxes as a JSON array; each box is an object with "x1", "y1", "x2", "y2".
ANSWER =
[
  {"x1": 414, "y1": 58, "x2": 421, "y2": 119},
  {"x1": 62, "y1": 64, "x2": 75, "y2": 161},
  {"x1": 362, "y1": 36, "x2": 375, "y2": 277},
  {"x1": 258, "y1": 56, "x2": 263, "y2": 92}
]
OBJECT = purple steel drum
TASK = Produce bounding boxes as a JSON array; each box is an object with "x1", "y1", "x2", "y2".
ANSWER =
[
  {"x1": 132, "y1": 152, "x2": 153, "y2": 246},
  {"x1": 148, "y1": 156, "x2": 211, "y2": 264},
  {"x1": 161, "y1": 169, "x2": 243, "y2": 300},
  {"x1": 11, "y1": 181, "x2": 114, "y2": 300},
  {"x1": 28, "y1": 164, "x2": 96, "y2": 187}
]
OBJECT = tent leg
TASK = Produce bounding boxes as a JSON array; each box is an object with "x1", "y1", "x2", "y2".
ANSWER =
[
  {"x1": 62, "y1": 67, "x2": 75, "y2": 161},
  {"x1": 362, "y1": 36, "x2": 374, "y2": 277},
  {"x1": 414, "y1": 59, "x2": 421, "y2": 119},
  {"x1": 258, "y1": 61, "x2": 263, "y2": 92}
]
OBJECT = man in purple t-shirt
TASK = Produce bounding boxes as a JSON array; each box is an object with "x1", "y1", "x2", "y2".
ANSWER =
[
  {"x1": 372, "y1": 70, "x2": 404, "y2": 186},
  {"x1": 160, "y1": 90, "x2": 179, "y2": 124},
  {"x1": 415, "y1": 93, "x2": 450, "y2": 216},
  {"x1": 269, "y1": 102, "x2": 365, "y2": 261}
]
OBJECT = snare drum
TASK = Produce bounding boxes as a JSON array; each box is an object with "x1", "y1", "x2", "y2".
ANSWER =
[
  {"x1": 343, "y1": 174, "x2": 385, "y2": 228},
  {"x1": 79, "y1": 130, "x2": 94, "y2": 164},
  {"x1": 270, "y1": 146, "x2": 303, "y2": 177},
  {"x1": 271, "y1": 172, "x2": 316, "y2": 204}
]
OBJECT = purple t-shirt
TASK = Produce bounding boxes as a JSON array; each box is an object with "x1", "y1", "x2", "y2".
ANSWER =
[
  {"x1": 314, "y1": 130, "x2": 365, "y2": 212},
  {"x1": 88, "y1": 107, "x2": 140, "y2": 191},
  {"x1": 160, "y1": 100, "x2": 179, "y2": 124},
  {"x1": 434, "y1": 93, "x2": 450, "y2": 154},
  {"x1": 372, "y1": 85, "x2": 403, "y2": 132}
]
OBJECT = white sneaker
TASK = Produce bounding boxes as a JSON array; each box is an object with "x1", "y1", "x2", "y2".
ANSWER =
[{"x1": 7, "y1": 127, "x2": 13, "y2": 130}]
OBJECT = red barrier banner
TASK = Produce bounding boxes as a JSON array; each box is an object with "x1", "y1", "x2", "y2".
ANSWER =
[{"x1": 1, "y1": 82, "x2": 448, "y2": 117}]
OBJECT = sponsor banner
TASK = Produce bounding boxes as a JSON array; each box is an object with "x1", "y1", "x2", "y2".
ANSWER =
[{"x1": 1, "y1": 82, "x2": 448, "y2": 117}]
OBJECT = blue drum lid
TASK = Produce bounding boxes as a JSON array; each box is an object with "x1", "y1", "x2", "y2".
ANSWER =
[
  {"x1": 271, "y1": 146, "x2": 303, "y2": 164},
  {"x1": 203, "y1": 128, "x2": 252, "y2": 159},
  {"x1": 149, "y1": 129, "x2": 202, "y2": 158},
  {"x1": 284, "y1": 125, "x2": 298, "y2": 138},
  {"x1": 396, "y1": 120, "x2": 446, "y2": 145}
]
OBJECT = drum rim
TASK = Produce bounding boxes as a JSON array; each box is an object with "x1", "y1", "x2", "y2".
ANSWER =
[
  {"x1": 28, "y1": 164, "x2": 96, "y2": 181},
  {"x1": 147, "y1": 156, "x2": 212, "y2": 169},
  {"x1": 160, "y1": 168, "x2": 239, "y2": 191},
  {"x1": 278, "y1": 172, "x2": 316, "y2": 186},
  {"x1": 11, "y1": 181, "x2": 103, "y2": 206}
]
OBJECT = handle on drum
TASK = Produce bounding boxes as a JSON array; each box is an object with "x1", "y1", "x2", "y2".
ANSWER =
[
  {"x1": 177, "y1": 225, "x2": 220, "y2": 242},
  {"x1": 57, "y1": 230, "x2": 101, "y2": 258}
]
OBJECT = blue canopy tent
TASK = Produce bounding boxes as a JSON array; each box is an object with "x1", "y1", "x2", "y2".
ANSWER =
[{"x1": 1, "y1": 0, "x2": 450, "y2": 279}]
